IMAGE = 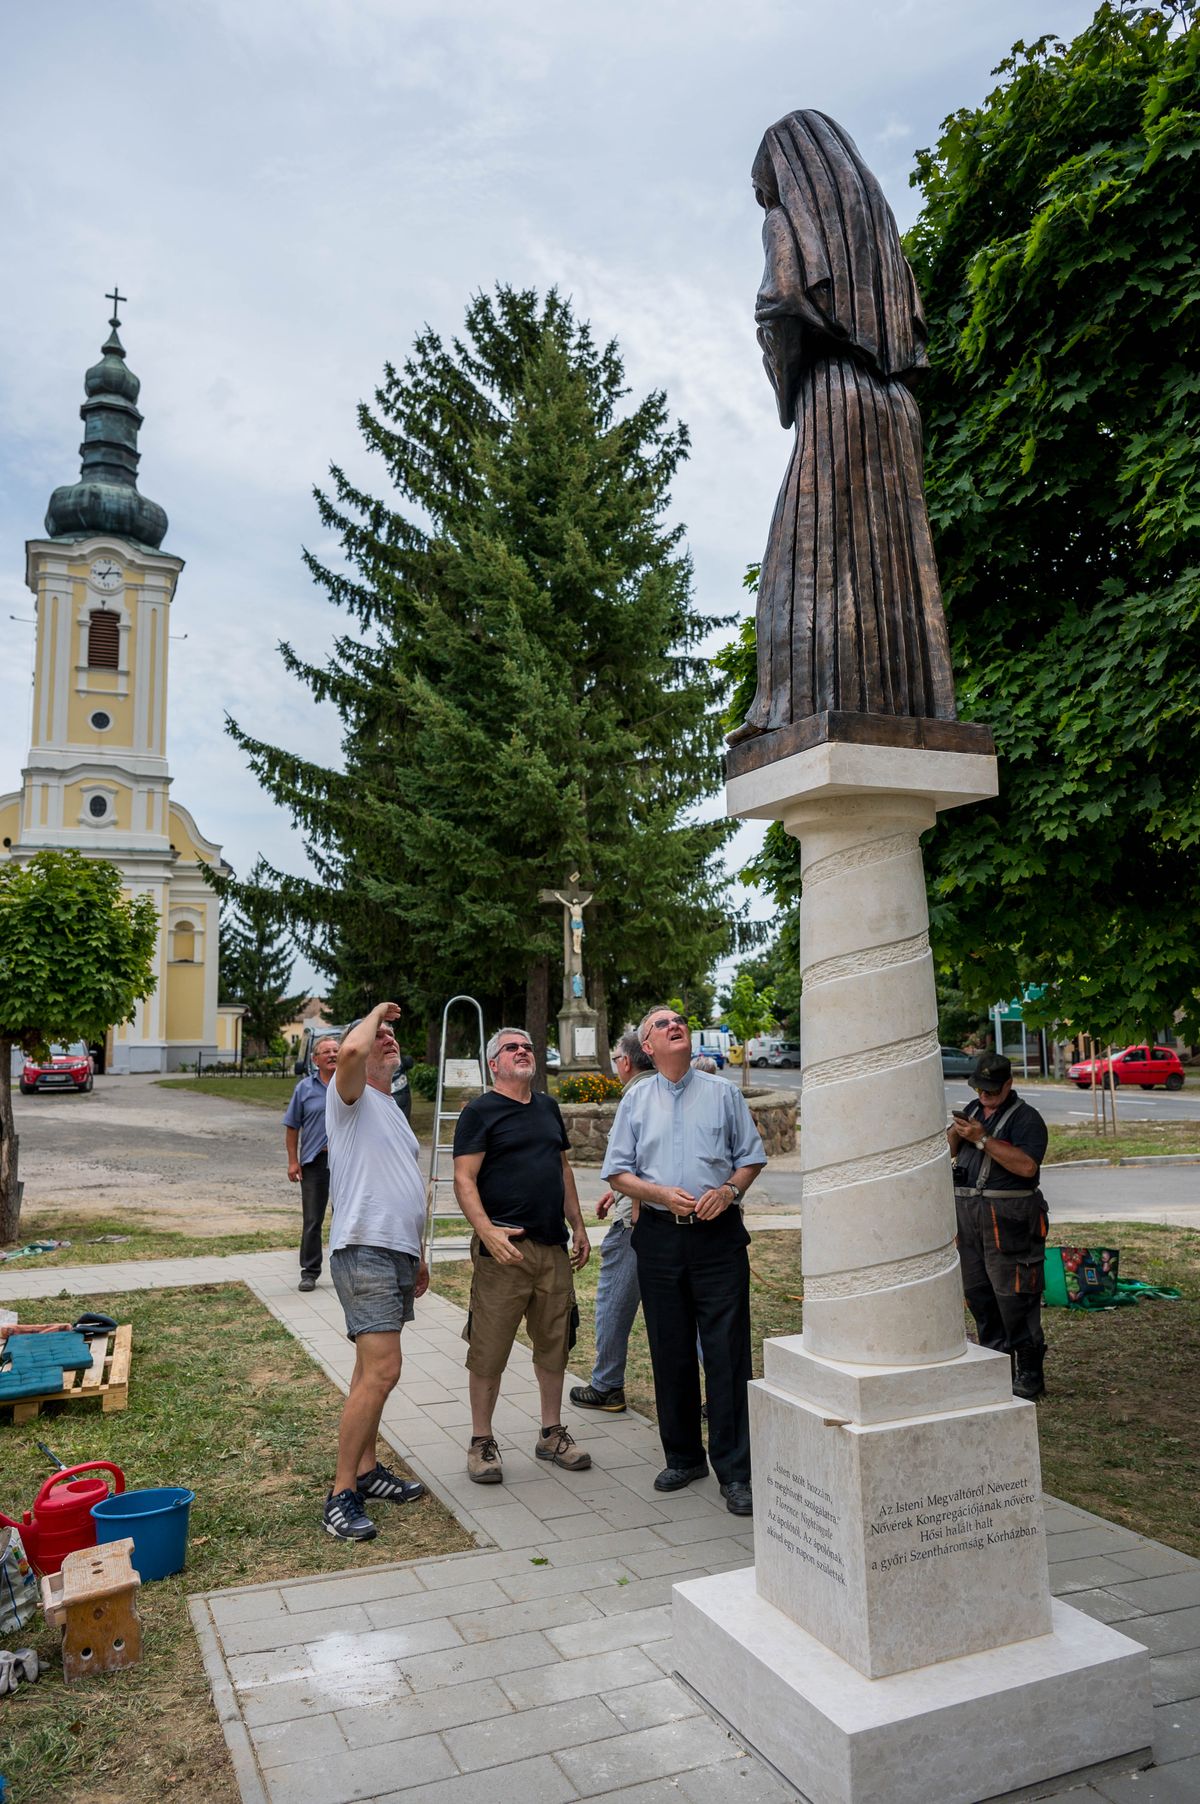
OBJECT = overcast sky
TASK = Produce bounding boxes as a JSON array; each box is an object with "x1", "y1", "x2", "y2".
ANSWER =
[{"x1": 1, "y1": 0, "x2": 1097, "y2": 997}]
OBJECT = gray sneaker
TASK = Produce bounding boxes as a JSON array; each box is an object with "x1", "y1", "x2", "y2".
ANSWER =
[{"x1": 467, "y1": 1435, "x2": 503, "y2": 1484}]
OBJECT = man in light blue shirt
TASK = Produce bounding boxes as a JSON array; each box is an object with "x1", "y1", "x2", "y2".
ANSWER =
[
  {"x1": 284, "y1": 1032, "x2": 339, "y2": 1293},
  {"x1": 604, "y1": 1006, "x2": 766, "y2": 1516}
]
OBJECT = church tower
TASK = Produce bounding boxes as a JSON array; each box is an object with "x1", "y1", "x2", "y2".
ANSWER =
[{"x1": 0, "y1": 295, "x2": 233, "y2": 1072}]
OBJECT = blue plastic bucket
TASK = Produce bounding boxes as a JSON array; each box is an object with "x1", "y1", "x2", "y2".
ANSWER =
[{"x1": 91, "y1": 1486, "x2": 195, "y2": 1581}]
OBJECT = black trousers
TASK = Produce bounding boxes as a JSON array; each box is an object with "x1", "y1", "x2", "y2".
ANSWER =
[
  {"x1": 631, "y1": 1206, "x2": 752, "y2": 1485},
  {"x1": 299, "y1": 1151, "x2": 330, "y2": 1279},
  {"x1": 955, "y1": 1191, "x2": 1047, "y2": 1355}
]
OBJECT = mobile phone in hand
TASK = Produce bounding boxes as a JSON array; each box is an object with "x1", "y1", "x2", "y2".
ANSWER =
[{"x1": 951, "y1": 1109, "x2": 972, "y2": 1125}]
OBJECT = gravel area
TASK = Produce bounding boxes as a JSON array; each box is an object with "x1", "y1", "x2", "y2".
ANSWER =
[{"x1": 11, "y1": 1073, "x2": 303, "y2": 1232}]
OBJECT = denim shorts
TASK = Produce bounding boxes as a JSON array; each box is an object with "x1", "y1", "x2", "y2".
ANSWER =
[{"x1": 330, "y1": 1244, "x2": 419, "y2": 1341}]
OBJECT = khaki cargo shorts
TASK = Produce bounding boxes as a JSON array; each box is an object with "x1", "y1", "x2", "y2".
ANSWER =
[{"x1": 463, "y1": 1236, "x2": 576, "y2": 1378}]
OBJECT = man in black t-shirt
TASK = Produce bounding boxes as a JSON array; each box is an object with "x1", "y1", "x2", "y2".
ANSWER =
[
  {"x1": 453, "y1": 1027, "x2": 591, "y2": 1485},
  {"x1": 948, "y1": 1052, "x2": 1050, "y2": 1401}
]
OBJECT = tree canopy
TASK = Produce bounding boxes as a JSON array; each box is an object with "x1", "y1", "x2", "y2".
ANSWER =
[
  {"x1": 0, "y1": 850, "x2": 158, "y2": 1239},
  {"x1": 229, "y1": 287, "x2": 741, "y2": 1057},
  {"x1": 732, "y1": 3, "x2": 1200, "y2": 1043}
]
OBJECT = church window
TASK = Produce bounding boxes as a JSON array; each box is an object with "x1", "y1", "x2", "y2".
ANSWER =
[
  {"x1": 87, "y1": 794, "x2": 109, "y2": 820},
  {"x1": 90, "y1": 710, "x2": 112, "y2": 731},
  {"x1": 87, "y1": 609, "x2": 120, "y2": 669},
  {"x1": 172, "y1": 921, "x2": 196, "y2": 963}
]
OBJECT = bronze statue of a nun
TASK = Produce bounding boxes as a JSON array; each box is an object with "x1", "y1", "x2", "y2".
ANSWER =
[{"x1": 730, "y1": 111, "x2": 958, "y2": 744}]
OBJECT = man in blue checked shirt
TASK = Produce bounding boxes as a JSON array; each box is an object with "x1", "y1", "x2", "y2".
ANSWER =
[
  {"x1": 284, "y1": 1031, "x2": 339, "y2": 1292},
  {"x1": 603, "y1": 1007, "x2": 766, "y2": 1517}
]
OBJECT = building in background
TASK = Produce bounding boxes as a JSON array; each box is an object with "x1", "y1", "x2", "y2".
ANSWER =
[{"x1": 0, "y1": 296, "x2": 231, "y2": 1072}]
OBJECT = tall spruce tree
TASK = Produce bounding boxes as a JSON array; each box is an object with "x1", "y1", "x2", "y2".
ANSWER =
[
  {"x1": 218, "y1": 860, "x2": 305, "y2": 1056},
  {"x1": 228, "y1": 289, "x2": 739, "y2": 1055}
]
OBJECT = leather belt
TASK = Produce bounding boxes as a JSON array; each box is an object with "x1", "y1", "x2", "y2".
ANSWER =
[{"x1": 955, "y1": 1186, "x2": 1036, "y2": 1200}]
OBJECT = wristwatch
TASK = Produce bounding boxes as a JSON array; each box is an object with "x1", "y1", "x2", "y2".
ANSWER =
[{"x1": 725, "y1": 1181, "x2": 743, "y2": 1203}]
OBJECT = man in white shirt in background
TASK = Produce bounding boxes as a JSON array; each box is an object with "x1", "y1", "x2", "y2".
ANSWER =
[{"x1": 322, "y1": 1001, "x2": 428, "y2": 1542}]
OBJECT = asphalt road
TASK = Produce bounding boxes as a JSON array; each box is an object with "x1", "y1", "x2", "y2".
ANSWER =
[
  {"x1": 10, "y1": 1072, "x2": 293, "y2": 1232},
  {"x1": 749, "y1": 1065, "x2": 1200, "y2": 1125}
]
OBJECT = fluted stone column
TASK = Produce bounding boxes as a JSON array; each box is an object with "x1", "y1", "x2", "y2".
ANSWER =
[{"x1": 786, "y1": 791, "x2": 964, "y2": 1367}]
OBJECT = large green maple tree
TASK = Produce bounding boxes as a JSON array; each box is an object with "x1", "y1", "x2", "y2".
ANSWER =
[{"x1": 736, "y1": 3, "x2": 1200, "y2": 1043}]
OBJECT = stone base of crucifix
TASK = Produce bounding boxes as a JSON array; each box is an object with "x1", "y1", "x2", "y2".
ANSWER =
[
  {"x1": 557, "y1": 1003, "x2": 600, "y2": 1074},
  {"x1": 669, "y1": 738, "x2": 1153, "y2": 1804}
]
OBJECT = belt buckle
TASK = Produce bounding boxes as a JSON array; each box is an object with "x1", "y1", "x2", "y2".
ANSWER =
[{"x1": 674, "y1": 1211, "x2": 698, "y2": 1227}]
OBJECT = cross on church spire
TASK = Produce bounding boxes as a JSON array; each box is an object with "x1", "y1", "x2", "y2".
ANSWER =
[{"x1": 105, "y1": 286, "x2": 127, "y2": 328}]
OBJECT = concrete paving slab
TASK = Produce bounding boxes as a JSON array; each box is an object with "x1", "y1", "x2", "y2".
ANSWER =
[
  {"x1": 335, "y1": 1676, "x2": 514, "y2": 1748},
  {"x1": 373, "y1": 1752, "x2": 581, "y2": 1804}
]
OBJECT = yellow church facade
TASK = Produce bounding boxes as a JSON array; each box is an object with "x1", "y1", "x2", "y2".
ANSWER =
[{"x1": 0, "y1": 299, "x2": 239, "y2": 1072}]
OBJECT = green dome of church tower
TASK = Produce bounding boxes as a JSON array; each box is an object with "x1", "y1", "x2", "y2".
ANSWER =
[{"x1": 45, "y1": 289, "x2": 169, "y2": 550}]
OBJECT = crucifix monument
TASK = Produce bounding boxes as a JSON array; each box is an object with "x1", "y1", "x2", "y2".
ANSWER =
[
  {"x1": 670, "y1": 108, "x2": 1152, "y2": 1804},
  {"x1": 538, "y1": 873, "x2": 599, "y2": 1071}
]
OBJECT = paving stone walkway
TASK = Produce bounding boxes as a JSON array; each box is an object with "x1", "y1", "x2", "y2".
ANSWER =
[{"x1": 5, "y1": 1248, "x2": 1198, "y2": 1802}]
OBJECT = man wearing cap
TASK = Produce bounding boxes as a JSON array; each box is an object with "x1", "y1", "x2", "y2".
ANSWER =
[
  {"x1": 948, "y1": 1053, "x2": 1050, "y2": 1401},
  {"x1": 603, "y1": 1006, "x2": 766, "y2": 1516}
]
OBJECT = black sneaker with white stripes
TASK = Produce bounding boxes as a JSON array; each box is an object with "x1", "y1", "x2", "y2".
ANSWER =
[
  {"x1": 356, "y1": 1461, "x2": 425, "y2": 1506},
  {"x1": 323, "y1": 1487, "x2": 377, "y2": 1541}
]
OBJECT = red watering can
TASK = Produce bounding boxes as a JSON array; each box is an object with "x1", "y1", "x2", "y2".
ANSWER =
[{"x1": 0, "y1": 1462, "x2": 125, "y2": 1575}]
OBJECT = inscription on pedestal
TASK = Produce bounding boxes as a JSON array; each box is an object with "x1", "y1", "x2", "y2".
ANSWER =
[
  {"x1": 765, "y1": 1464, "x2": 847, "y2": 1588},
  {"x1": 868, "y1": 1473, "x2": 1038, "y2": 1574},
  {"x1": 751, "y1": 1379, "x2": 1053, "y2": 1677}
]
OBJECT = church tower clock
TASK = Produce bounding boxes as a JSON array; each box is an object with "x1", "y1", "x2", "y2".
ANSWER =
[{"x1": 0, "y1": 294, "x2": 234, "y2": 1073}]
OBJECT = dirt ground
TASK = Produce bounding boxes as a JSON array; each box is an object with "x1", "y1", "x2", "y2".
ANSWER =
[{"x1": 11, "y1": 1073, "x2": 312, "y2": 1233}]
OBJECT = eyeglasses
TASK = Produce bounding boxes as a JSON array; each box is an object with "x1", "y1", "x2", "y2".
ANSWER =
[
  {"x1": 648, "y1": 1015, "x2": 686, "y2": 1032},
  {"x1": 497, "y1": 1041, "x2": 532, "y2": 1055},
  {"x1": 975, "y1": 1085, "x2": 1004, "y2": 1098}
]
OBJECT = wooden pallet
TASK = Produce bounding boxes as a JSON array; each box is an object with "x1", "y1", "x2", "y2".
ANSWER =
[{"x1": 7, "y1": 1324, "x2": 132, "y2": 1424}]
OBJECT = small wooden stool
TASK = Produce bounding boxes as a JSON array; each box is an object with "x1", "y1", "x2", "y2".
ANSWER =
[{"x1": 41, "y1": 1537, "x2": 143, "y2": 1682}]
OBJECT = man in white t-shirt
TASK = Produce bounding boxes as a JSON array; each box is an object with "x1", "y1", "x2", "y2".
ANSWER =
[{"x1": 322, "y1": 1001, "x2": 429, "y2": 1542}]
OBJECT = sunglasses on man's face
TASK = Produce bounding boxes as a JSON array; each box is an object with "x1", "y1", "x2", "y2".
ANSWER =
[
  {"x1": 975, "y1": 1085, "x2": 1004, "y2": 1098},
  {"x1": 648, "y1": 1015, "x2": 686, "y2": 1032},
  {"x1": 497, "y1": 1041, "x2": 532, "y2": 1055}
]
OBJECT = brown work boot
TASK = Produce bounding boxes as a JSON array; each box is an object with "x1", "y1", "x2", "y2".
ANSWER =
[
  {"x1": 536, "y1": 1424, "x2": 592, "y2": 1472},
  {"x1": 467, "y1": 1434, "x2": 503, "y2": 1484}
]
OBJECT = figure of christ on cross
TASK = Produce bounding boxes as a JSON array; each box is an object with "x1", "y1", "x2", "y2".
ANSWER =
[{"x1": 538, "y1": 873, "x2": 593, "y2": 1009}]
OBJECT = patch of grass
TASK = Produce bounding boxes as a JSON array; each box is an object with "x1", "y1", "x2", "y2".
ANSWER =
[
  {"x1": 153, "y1": 1074, "x2": 299, "y2": 1107},
  {"x1": 4, "y1": 1212, "x2": 299, "y2": 1264},
  {"x1": 1045, "y1": 1119, "x2": 1200, "y2": 1164},
  {"x1": 0, "y1": 1283, "x2": 473, "y2": 1804},
  {"x1": 433, "y1": 1220, "x2": 1200, "y2": 1559},
  {"x1": 157, "y1": 1075, "x2": 435, "y2": 1140}
]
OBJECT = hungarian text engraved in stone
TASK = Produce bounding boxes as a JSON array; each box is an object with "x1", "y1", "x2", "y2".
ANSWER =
[
  {"x1": 765, "y1": 1463, "x2": 847, "y2": 1587},
  {"x1": 867, "y1": 1473, "x2": 1039, "y2": 1572}
]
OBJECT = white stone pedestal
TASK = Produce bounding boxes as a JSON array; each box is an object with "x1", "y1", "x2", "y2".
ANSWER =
[
  {"x1": 675, "y1": 1572, "x2": 1152, "y2": 1804},
  {"x1": 670, "y1": 740, "x2": 1153, "y2": 1802}
]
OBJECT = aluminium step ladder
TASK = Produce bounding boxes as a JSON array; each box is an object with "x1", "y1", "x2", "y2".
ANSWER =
[{"x1": 424, "y1": 995, "x2": 489, "y2": 1266}]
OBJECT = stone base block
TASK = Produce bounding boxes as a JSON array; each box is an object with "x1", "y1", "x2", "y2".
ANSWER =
[
  {"x1": 763, "y1": 1336, "x2": 1012, "y2": 1427},
  {"x1": 673, "y1": 1570, "x2": 1152, "y2": 1804},
  {"x1": 752, "y1": 1375, "x2": 1051, "y2": 1676},
  {"x1": 726, "y1": 737, "x2": 999, "y2": 821}
]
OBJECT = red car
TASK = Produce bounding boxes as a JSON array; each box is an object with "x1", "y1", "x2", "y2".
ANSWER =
[
  {"x1": 1067, "y1": 1044, "x2": 1185, "y2": 1092},
  {"x1": 19, "y1": 1042, "x2": 94, "y2": 1095}
]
